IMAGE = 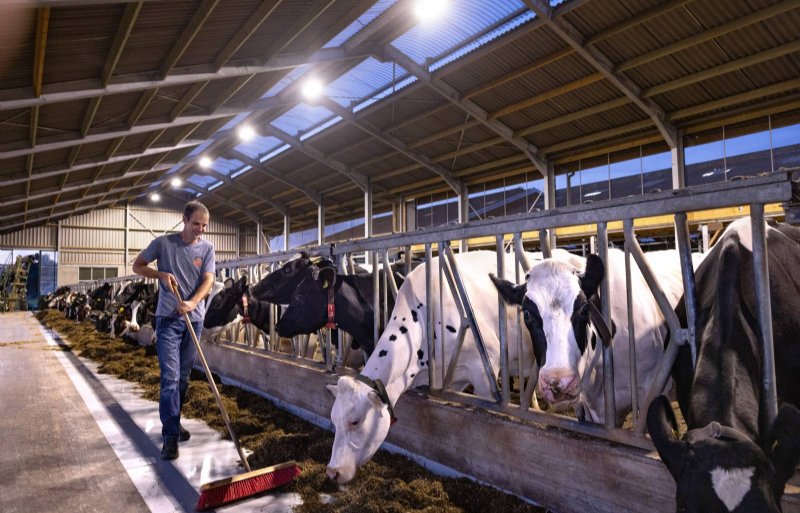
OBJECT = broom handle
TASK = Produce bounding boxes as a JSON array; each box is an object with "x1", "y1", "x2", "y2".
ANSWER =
[{"x1": 173, "y1": 285, "x2": 252, "y2": 472}]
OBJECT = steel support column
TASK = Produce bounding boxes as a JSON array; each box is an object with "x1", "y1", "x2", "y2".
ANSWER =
[
  {"x1": 671, "y1": 131, "x2": 686, "y2": 189},
  {"x1": 317, "y1": 202, "x2": 325, "y2": 245}
]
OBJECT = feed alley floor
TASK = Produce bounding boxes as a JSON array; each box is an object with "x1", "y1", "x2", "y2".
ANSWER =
[{"x1": 0, "y1": 312, "x2": 301, "y2": 513}]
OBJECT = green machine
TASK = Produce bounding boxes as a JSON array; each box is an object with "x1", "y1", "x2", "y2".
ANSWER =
[{"x1": 0, "y1": 255, "x2": 34, "y2": 312}]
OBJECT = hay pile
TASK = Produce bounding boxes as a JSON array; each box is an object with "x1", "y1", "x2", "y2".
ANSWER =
[{"x1": 37, "y1": 310, "x2": 546, "y2": 513}]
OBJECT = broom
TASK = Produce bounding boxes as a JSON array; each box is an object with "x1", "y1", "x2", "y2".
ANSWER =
[{"x1": 171, "y1": 286, "x2": 301, "y2": 510}]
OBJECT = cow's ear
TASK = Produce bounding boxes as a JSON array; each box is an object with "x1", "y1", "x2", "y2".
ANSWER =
[
  {"x1": 325, "y1": 384, "x2": 338, "y2": 398},
  {"x1": 765, "y1": 403, "x2": 800, "y2": 497},
  {"x1": 580, "y1": 255, "x2": 604, "y2": 298},
  {"x1": 319, "y1": 267, "x2": 336, "y2": 290},
  {"x1": 489, "y1": 274, "x2": 526, "y2": 306},
  {"x1": 366, "y1": 390, "x2": 383, "y2": 409},
  {"x1": 647, "y1": 395, "x2": 689, "y2": 478}
]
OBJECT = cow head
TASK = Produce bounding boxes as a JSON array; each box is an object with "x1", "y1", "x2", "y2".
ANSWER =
[
  {"x1": 203, "y1": 277, "x2": 242, "y2": 329},
  {"x1": 325, "y1": 375, "x2": 392, "y2": 484},
  {"x1": 490, "y1": 254, "x2": 604, "y2": 407},
  {"x1": 275, "y1": 264, "x2": 336, "y2": 338},
  {"x1": 252, "y1": 252, "x2": 334, "y2": 304},
  {"x1": 647, "y1": 395, "x2": 800, "y2": 513}
]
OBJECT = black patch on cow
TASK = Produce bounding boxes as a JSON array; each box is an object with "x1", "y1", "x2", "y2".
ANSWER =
[
  {"x1": 389, "y1": 334, "x2": 397, "y2": 341},
  {"x1": 571, "y1": 294, "x2": 591, "y2": 353},
  {"x1": 379, "y1": 350, "x2": 387, "y2": 357},
  {"x1": 410, "y1": 373, "x2": 415, "y2": 378},
  {"x1": 400, "y1": 326, "x2": 408, "y2": 334},
  {"x1": 393, "y1": 316, "x2": 397, "y2": 320},
  {"x1": 402, "y1": 318, "x2": 405, "y2": 322},
  {"x1": 420, "y1": 361, "x2": 426, "y2": 367},
  {"x1": 417, "y1": 349, "x2": 424, "y2": 359},
  {"x1": 446, "y1": 325, "x2": 456, "y2": 333},
  {"x1": 521, "y1": 297, "x2": 547, "y2": 367},
  {"x1": 411, "y1": 310, "x2": 418, "y2": 323},
  {"x1": 417, "y1": 303, "x2": 423, "y2": 309}
]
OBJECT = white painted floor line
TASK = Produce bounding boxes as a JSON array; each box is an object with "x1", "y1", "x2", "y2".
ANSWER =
[{"x1": 37, "y1": 319, "x2": 301, "y2": 513}]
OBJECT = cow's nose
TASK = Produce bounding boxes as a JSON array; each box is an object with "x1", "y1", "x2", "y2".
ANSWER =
[{"x1": 326, "y1": 467, "x2": 340, "y2": 482}]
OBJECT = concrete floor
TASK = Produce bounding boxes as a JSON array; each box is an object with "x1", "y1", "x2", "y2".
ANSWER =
[{"x1": 0, "y1": 312, "x2": 301, "y2": 513}]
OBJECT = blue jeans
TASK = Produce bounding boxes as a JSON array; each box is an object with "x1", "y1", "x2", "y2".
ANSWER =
[{"x1": 155, "y1": 316, "x2": 201, "y2": 440}]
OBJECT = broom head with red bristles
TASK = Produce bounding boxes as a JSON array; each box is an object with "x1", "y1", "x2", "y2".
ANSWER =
[{"x1": 195, "y1": 460, "x2": 301, "y2": 511}]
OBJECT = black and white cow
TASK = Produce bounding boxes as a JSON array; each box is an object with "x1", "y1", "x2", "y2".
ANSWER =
[
  {"x1": 491, "y1": 248, "x2": 701, "y2": 425},
  {"x1": 324, "y1": 250, "x2": 583, "y2": 484},
  {"x1": 648, "y1": 395, "x2": 800, "y2": 513},
  {"x1": 647, "y1": 218, "x2": 800, "y2": 512},
  {"x1": 204, "y1": 276, "x2": 272, "y2": 337},
  {"x1": 275, "y1": 261, "x2": 405, "y2": 357},
  {"x1": 250, "y1": 252, "x2": 330, "y2": 304}
]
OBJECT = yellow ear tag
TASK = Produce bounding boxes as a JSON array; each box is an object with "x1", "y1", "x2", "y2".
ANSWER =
[
  {"x1": 322, "y1": 280, "x2": 329, "y2": 289},
  {"x1": 119, "y1": 307, "x2": 124, "y2": 313}
]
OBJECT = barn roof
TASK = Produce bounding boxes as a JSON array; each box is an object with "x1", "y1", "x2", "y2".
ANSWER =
[{"x1": 1, "y1": 0, "x2": 799, "y2": 235}]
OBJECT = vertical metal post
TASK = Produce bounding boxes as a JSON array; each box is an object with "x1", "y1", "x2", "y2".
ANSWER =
[
  {"x1": 538, "y1": 229, "x2": 551, "y2": 258},
  {"x1": 496, "y1": 235, "x2": 510, "y2": 405},
  {"x1": 543, "y1": 162, "x2": 556, "y2": 210},
  {"x1": 282, "y1": 214, "x2": 290, "y2": 251},
  {"x1": 674, "y1": 213, "x2": 698, "y2": 368},
  {"x1": 405, "y1": 199, "x2": 417, "y2": 232},
  {"x1": 124, "y1": 202, "x2": 129, "y2": 269},
  {"x1": 597, "y1": 221, "x2": 616, "y2": 427},
  {"x1": 671, "y1": 131, "x2": 685, "y2": 190},
  {"x1": 372, "y1": 250, "x2": 379, "y2": 344},
  {"x1": 512, "y1": 232, "x2": 531, "y2": 272},
  {"x1": 255, "y1": 219, "x2": 261, "y2": 256},
  {"x1": 701, "y1": 224, "x2": 710, "y2": 253},
  {"x1": 458, "y1": 183, "x2": 469, "y2": 253},
  {"x1": 317, "y1": 202, "x2": 325, "y2": 246},
  {"x1": 425, "y1": 243, "x2": 436, "y2": 389},
  {"x1": 623, "y1": 221, "x2": 639, "y2": 425},
  {"x1": 750, "y1": 204, "x2": 778, "y2": 430},
  {"x1": 365, "y1": 184, "x2": 373, "y2": 265}
]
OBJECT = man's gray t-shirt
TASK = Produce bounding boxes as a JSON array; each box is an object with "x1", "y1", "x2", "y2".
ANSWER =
[{"x1": 139, "y1": 233, "x2": 215, "y2": 323}]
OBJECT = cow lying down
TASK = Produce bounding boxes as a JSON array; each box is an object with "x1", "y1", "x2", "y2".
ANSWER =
[{"x1": 324, "y1": 249, "x2": 583, "y2": 484}]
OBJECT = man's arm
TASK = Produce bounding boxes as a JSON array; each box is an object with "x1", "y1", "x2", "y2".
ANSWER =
[
  {"x1": 132, "y1": 254, "x2": 178, "y2": 292},
  {"x1": 176, "y1": 272, "x2": 215, "y2": 315}
]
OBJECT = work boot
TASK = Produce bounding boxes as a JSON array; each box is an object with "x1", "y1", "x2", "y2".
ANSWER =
[
  {"x1": 161, "y1": 437, "x2": 179, "y2": 460},
  {"x1": 178, "y1": 424, "x2": 191, "y2": 442}
]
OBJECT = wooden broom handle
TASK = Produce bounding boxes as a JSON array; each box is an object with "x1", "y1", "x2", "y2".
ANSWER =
[{"x1": 172, "y1": 285, "x2": 251, "y2": 472}]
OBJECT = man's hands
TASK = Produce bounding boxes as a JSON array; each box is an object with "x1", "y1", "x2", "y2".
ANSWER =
[{"x1": 159, "y1": 272, "x2": 198, "y2": 315}]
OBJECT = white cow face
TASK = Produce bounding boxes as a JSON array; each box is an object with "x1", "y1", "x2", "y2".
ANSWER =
[
  {"x1": 325, "y1": 376, "x2": 392, "y2": 484},
  {"x1": 492, "y1": 255, "x2": 604, "y2": 407}
]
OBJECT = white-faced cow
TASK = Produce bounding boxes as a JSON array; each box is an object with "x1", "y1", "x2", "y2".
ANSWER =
[
  {"x1": 204, "y1": 276, "x2": 272, "y2": 337},
  {"x1": 648, "y1": 218, "x2": 800, "y2": 512},
  {"x1": 324, "y1": 249, "x2": 583, "y2": 484},
  {"x1": 492, "y1": 248, "x2": 701, "y2": 425}
]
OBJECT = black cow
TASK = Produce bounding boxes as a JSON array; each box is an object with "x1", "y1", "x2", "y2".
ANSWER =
[
  {"x1": 275, "y1": 263, "x2": 404, "y2": 357},
  {"x1": 204, "y1": 276, "x2": 272, "y2": 334},
  {"x1": 87, "y1": 282, "x2": 113, "y2": 311},
  {"x1": 251, "y1": 252, "x2": 334, "y2": 304},
  {"x1": 648, "y1": 396, "x2": 800, "y2": 513},
  {"x1": 652, "y1": 218, "x2": 800, "y2": 511}
]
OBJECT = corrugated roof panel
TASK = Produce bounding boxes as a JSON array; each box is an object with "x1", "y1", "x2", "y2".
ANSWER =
[
  {"x1": 325, "y1": 0, "x2": 399, "y2": 48},
  {"x1": 326, "y1": 57, "x2": 410, "y2": 107},
  {"x1": 235, "y1": 134, "x2": 283, "y2": 159},
  {"x1": 392, "y1": 0, "x2": 527, "y2": 65},
  {"x1": 189, "y1": 175, "x2": 218, "y2": 188},
  {"x1": 270, "y1": 104, "x2": 335, "y2": 136},
  {"x1": 211, "y1": 157, "x2": 244, "y2": 176}
]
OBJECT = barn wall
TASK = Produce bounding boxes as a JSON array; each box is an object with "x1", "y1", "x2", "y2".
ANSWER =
[{"x1": 1, "y1": 199, "x2": 242, "y2": 286}]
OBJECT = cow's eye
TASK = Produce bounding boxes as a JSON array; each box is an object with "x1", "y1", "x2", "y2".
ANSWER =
[
  {"x1": 523, "y1": 309, "x2": 532, "y2": 322},
  {"x1": 350, "y1": 420, "x2": 359, "y2": 427}
]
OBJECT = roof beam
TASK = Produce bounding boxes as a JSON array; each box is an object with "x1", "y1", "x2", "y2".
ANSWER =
[
  {"x1": 0, "y1": 47, "x2": 368, "y2": 112},
  {"x1": 259, "y1": 0, "x2": 337, "y2": 64},
  {"x1": 182, "y1": 182, "x2": 263, "y2": 224},
  {"x1": 203, "y1": 168, "x2": 288, "y2": 216},
  {"x1": 523, "y1": 0, "x2": 678, "y2": 148},
  {"x1": 101, "y1": 2, "x2": 142, "y2": 86},
  {"x1": 0, "y1": 111, "x2": 238, "y2": 159},
  {"x1": 160, "y1": 0, "x2": 220, "y2": 79},
  {"x1": 320, "y1": 97, "x2": 463, "y2": 193},
  {"x1": 228, "y1": 149, "x2": 323, "y2": 205},
  {"x1": 214, "y1": 0, "x2": 283, "y2": 71},
  {"x1": 383, "y1": 45, "x2": 549, "y2": 176},
  {"x1": 0, "y1": 166, "x2": 170, "y2": 209},
  {"x1": 0, "y1": 141, "x2": 200, "y2": 187},
  {"x1": 260, "y1": 124, "x2": 370, "y2": 191},
  {"x1": 33, "y1": 8, "x2": 50, "y2": 98}
]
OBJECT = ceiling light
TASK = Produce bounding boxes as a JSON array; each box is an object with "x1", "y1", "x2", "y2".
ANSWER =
[
  {"x1": 238, "y1": 125, "x2": 256, "y2": 142},
  {"x1": 301, "y1": 78, "x2": 324, "y2": 100},
  {"x1": 414, "y1": 0, "x2": 447, "y2": 22},
  {"x1": 170, "y1": 177, "x2": 182, "y2": 188},
  {"x1": 150, "y1": 192, "x2": 161, "y2": 202},
  {"x1": 199, "y1": 156, "x2": 212, "y2": 168}
]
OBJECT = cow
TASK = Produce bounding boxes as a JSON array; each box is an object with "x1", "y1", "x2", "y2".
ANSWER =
[
  {"x1": 648, "y1": 395, "x2": 800, "y2": 513},
  {"x1": 250, "y1": 252, "x2": 331, "y2": 304},
  {"x1": 491, "y1": 248, "x2": 702, "y2": 425},
  {"x1": 204, "y1": 276, "x2": 272, "y2": 338},
  {"x1": 645, "y1": 218, "x2": 800, "y2": 512},
  {"x1": 275, "y1": 259, "x2": 408, "y2": 357},
  {"x1": 38, "y1": 286, "x2": 70, "y2": 311},
  {"x1": 324, "y1": 249, "x2": 583, "y2": 484}
]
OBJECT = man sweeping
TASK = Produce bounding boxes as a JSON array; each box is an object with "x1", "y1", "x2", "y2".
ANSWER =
[{"x1": 133, "y1": 200, "x2": 216, "y2": 460}]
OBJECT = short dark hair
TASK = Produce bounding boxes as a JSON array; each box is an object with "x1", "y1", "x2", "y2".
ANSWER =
[{"x1": 183, "y1": 200, "x2": 209, "y2": 220}]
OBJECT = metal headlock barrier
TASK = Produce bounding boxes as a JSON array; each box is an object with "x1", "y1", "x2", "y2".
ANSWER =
[{"x1": 64, "y1": 172, "x2": 798, "y2": 450}]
